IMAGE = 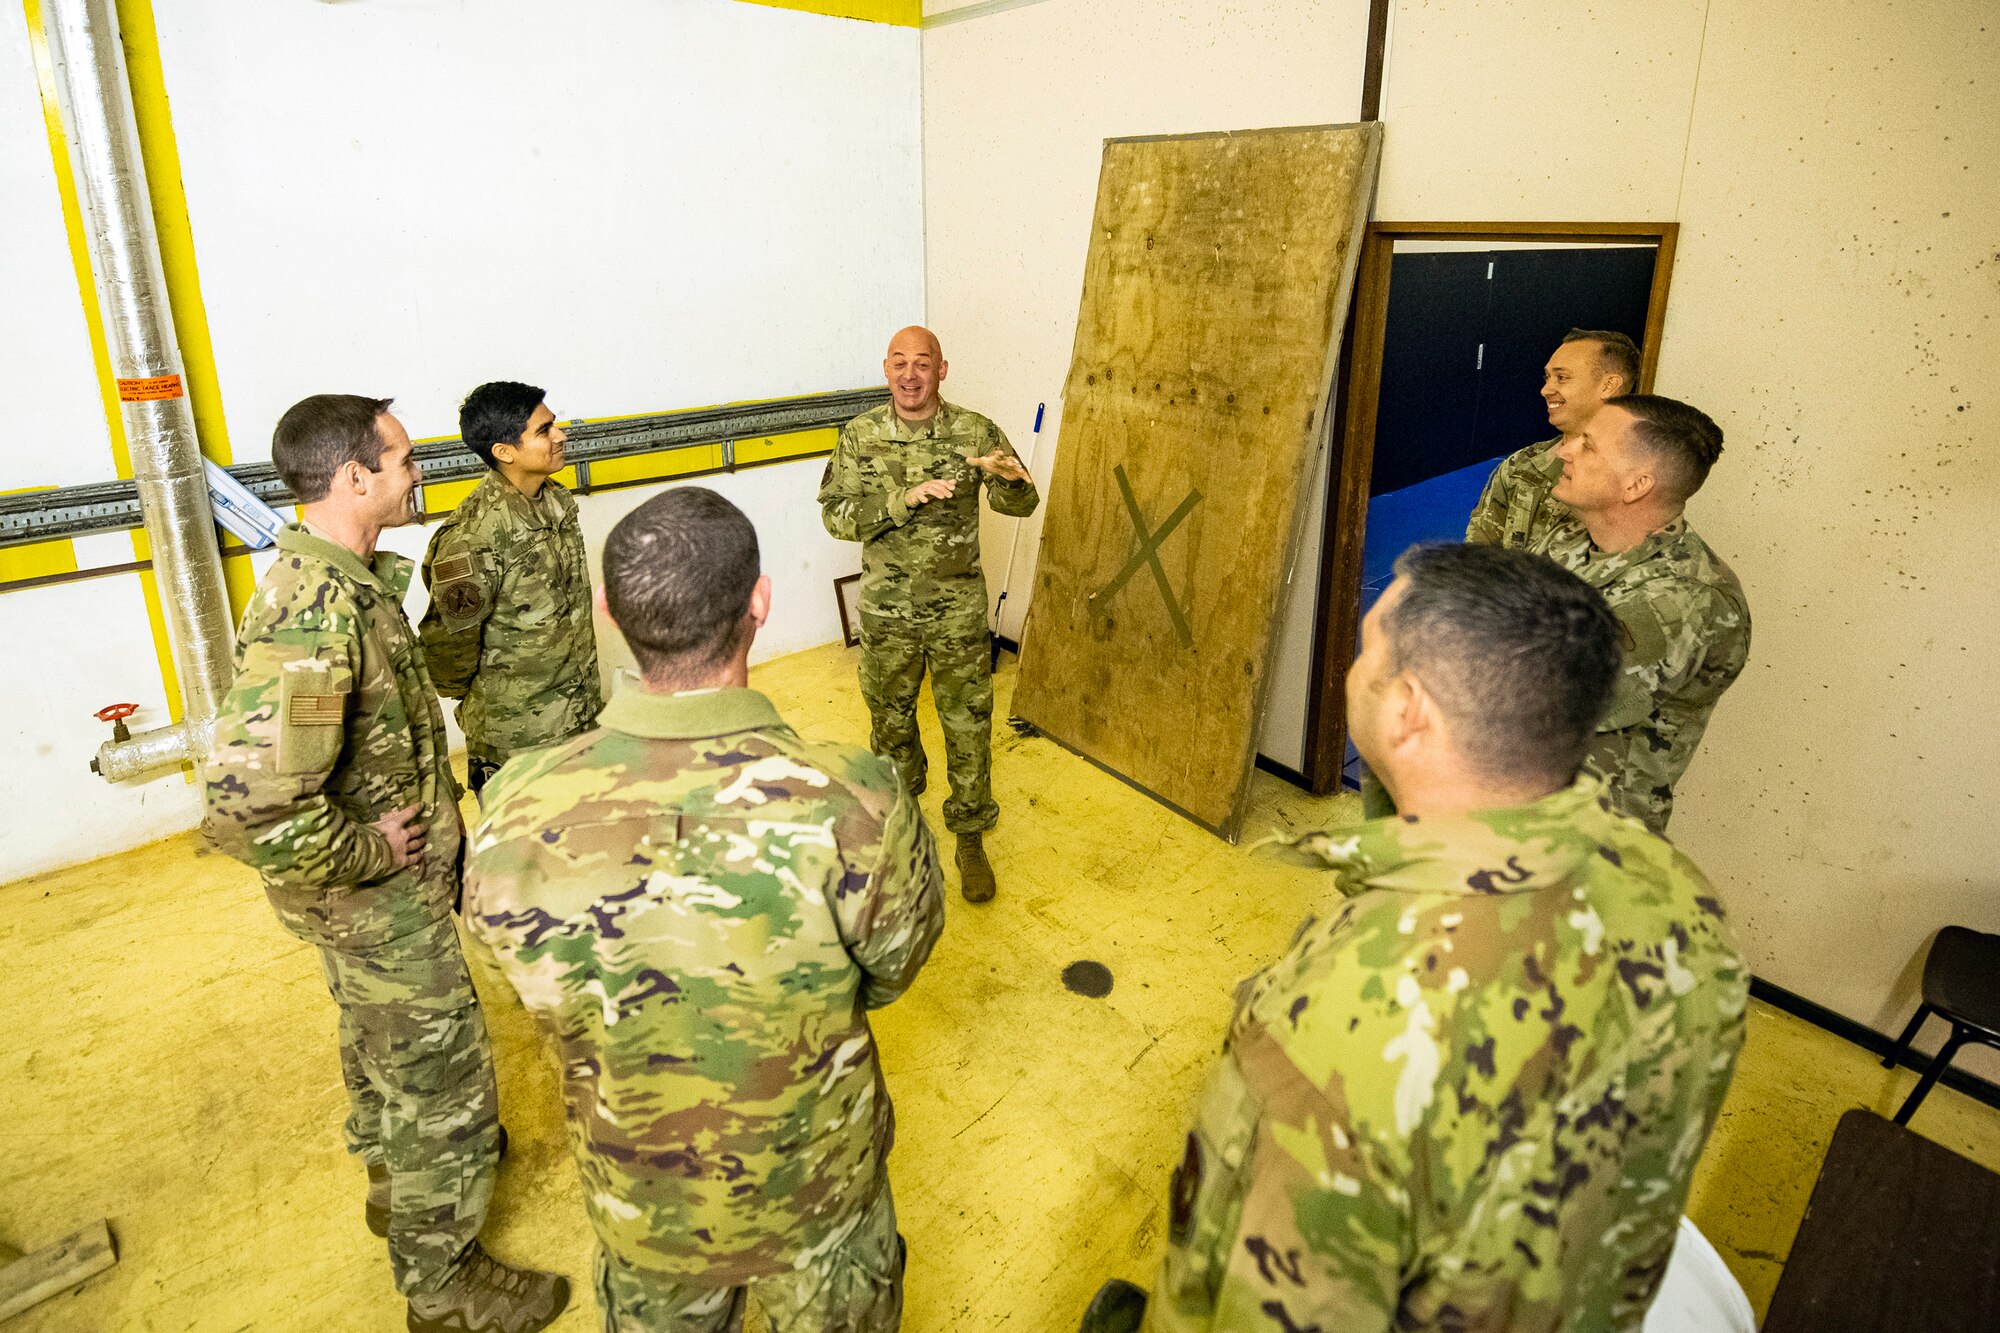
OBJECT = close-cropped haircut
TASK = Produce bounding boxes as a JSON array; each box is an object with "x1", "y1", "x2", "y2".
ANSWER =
[
  {"x1": 1561, "y1": 327, "x2": 1642, "y2": 393},
  {"x1": 604, "y1": 488, "x2": 761, "y2": 681},
  {"x1": 272, "y1": 394, "x2": 394, "y2": 503},
  {"x1": 1616, "y1": 393, "x2": 1725, "y2": 502},
  {"x1": 458, "y1": 381, "x2": 547, "y2": 469},
  {"x1": 1385, "y1": 543, "x2": 1622, "y2": 788}
]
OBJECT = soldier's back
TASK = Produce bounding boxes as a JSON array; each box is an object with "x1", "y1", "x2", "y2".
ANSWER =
[
  {"x1": 1167, "y1": 781, "x2": 1748, "y2": 1332},
  {"x1": 465, "y1": 700, "x2": 907, "y2": 1282}
]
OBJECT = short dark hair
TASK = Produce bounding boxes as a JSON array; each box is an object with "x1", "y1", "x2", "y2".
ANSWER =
[
  {"x1": 1384, "y1": 543, "x2": 1622, "y2": 788},
  {"x1": 272, "y1": 394, "x2": 394, "y2": 502},
  {"x1": 1561, "y1": 328, "x2": 1642, "y2": 394},
  {"x1": 604, "y1": 488, "x2": 761, "y2": 682},
  {"x1": 1616, "y1": 393, "x2": 1724, "y2": 502},
  {"x1": 458, "y1": 381, "x2": 547, "y2": 470}
]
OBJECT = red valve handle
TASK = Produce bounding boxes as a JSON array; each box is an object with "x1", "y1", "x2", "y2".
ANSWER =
[{"x1": 95, "y1": 702, "x2": 140, "y2": 723}]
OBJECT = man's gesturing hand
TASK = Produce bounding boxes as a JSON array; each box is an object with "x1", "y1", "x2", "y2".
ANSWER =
[
  {"x1": 904, "y1": 479, "x2": 957, "y2": 507},
  {"x1": 372, "y1": 803, "x2": 427, "y2": 870},
  {"x1": 967, "y1": 450, "x2": 1031, "y2": 483}
]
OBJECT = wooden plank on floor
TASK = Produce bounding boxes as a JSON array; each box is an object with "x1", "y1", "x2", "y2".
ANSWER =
[
  {"x1": 1013, "y1": 122, "x2": 1382, "y2": 839},
  {"x1": 0, "y1": 1219, "x2": 117, "y2": 1322}
]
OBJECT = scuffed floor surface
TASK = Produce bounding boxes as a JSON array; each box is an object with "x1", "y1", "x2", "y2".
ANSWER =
[{"x1": 3, "y1": 642, "x2": 1996, "y2": 1330}]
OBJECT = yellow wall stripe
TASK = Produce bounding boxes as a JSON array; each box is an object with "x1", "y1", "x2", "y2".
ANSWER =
[
  {"x1": 23, "y1": 0, "x2": 186, "y2": 724},
  {"x1": 736, "y1": 0, "x2": 920, "y2": 27},
  {"x1": 735, "y1": 426, "x2": 838, "y2": 466}
]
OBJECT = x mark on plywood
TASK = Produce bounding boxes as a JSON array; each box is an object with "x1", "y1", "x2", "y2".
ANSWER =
[{"x1": 1089, "y1": 465, "x2": 1202, "y2": 648}]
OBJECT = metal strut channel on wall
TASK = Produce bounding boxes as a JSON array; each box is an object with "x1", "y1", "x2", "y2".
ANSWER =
[{"x1": 0, "y1": 387, "x2": 888, "y2": 551}]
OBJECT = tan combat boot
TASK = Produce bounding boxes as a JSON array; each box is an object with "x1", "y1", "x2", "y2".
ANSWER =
[
  {"x1": 369, "y1": 1126, "x2": 508, "y2": 1238},
  {"x1": 405, "y1": 1242, "x2": 569, "y2": 1333},
  {"x1": 956, "y1": 832, "x2": 996, "y2": 903}
]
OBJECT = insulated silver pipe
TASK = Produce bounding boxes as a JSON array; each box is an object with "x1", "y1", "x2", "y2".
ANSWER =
[{"x1": 45, "y1": 0, "x2": 235, "y2": 780}]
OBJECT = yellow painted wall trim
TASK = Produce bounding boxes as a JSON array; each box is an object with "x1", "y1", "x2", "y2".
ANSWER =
[
  {"x1": 735, "y1": 426, "x2": 838, "y2": 466},
  {"x1": 735, "y1": 0, "x2": 919, "y2": 27}
]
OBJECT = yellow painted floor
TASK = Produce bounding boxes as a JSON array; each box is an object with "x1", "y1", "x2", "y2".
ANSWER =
[{"x1": 4, "y1": 640, "x2": 1998, "y2": 1331}]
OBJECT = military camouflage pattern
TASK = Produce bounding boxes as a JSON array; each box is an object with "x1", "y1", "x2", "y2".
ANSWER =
[
  {"x1": 419, "y1": 470, "x2": 601, "y2": 770},
  {"x1": 1146, "y1": 777, "x2": 1747, "y2": 1333},
  {"x1": 205, "y1": 524, "x2": 463, "y2": 949},
  {"x1": 594, "y1": 1179, "x2": 905, "y2": 1332},
  {"x1": 1530, "y1": 515, "x2": 1751, "y2": 833},
  {"x1": 463, "y1": 686, "x2": 944, "y2": 1283},
  {"x1": 819, "y1": 401, "x2": 1038, "y2": 833},
  {"x1": 1464, "y1": 437, "x2": 1567, "y2": 549},
  {"x1": 322, "y1": 914, "x2": 500, "y2": 1294},
  {"x1": 203, "y1": 523, "x2": 494, "y2": 1295}
]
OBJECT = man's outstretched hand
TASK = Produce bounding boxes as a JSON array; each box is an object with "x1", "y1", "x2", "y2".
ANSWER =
[{"x1": 967, "y1": 450, "x2": 1032, "y2": 483}]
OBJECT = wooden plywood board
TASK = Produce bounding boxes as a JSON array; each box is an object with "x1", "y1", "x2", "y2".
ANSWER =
[{"x1": 1013, "y1": 123, "x2": 1381, "y2": 839}]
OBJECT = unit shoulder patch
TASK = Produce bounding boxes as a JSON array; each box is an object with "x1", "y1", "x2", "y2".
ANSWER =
[{"x1": 430, "y1": 550, "x2": 493, "y2": 630}]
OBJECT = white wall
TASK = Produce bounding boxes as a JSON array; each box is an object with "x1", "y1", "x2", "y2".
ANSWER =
[
  {"x1": 1, "y1": 0, "x2": 917, "y2": 884},
  {"x1": 925, "y1": 0, "x2": 2000, "y2": 1073},
  {"x1": 0, "y1": 7, "x2": 207, "y2": 871},
  {"x1": 920, "y1": 0, "x2": 1373, "y2": 771},
  {"x1": 1377, "y1": 0, "x2": 2000, "y2": 1073}
]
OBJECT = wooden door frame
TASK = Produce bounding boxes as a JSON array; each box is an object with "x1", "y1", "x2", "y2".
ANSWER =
[{"x1": 1299, "y1": 220, "x2": 1681, "y2": 794}]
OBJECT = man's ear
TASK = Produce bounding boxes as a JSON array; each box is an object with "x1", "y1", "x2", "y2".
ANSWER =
[
  {"x1": 593, "y1": 583, "x2": 611, "y2": 622},
  {"x1": 337, "y1": 457, "x2": 368, "y2": 498},
  {"x1": 748, "y1": 573, "x2": 773, "y2": 629},
  {"x1": 1622, "y1": 466, "x2": 1657, "y2": 505},
  {"x1": 1387, "y1": 670, "x2": 1433, "y2": 751},
  {"x1": 936, "y1": 358, "x2": 949, "y2": 386},
  {"x1": 491, "y1": 441, "x2": 516, "y2": 467}
]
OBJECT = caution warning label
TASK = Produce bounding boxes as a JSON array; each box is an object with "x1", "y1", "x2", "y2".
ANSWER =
[{"x1": 116, "y1": 374, "x2": 185, "y2": 402}]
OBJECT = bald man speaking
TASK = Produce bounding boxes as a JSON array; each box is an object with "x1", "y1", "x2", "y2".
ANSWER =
[{"x1": 820, "y1": 327, "x2": 1039, "y2": 902}]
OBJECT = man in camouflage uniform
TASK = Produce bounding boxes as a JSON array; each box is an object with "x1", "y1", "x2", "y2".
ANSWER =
[
  {"x1": 1464, "y1": 328, "x2": 1640, "y2": 550},
  {"x1": 465, "y1": 487, "x2": 944, "y2": 1333},
  {"x1": 1353, "y1": 329, "x2": 1644, "y2": 819},
  {"x1": 1526, "y1": 393, "x2": 1751, "y2": 833},
  {"x1": 204, "y1": 395, "x2": 568, "y2": 1333},
  {"x1": 420, "y1": 381, "x2": 601, "y2": 797},
  {"x1": 819, "y1": 325, "x2": 1038, "y2": 902},
  {"x1": 1084, "y1": 543, "x2": 1747, "y2": 1333}
]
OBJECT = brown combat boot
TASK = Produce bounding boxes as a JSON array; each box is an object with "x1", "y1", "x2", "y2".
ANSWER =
[
  {"x1": 369, "y1": 1126, "x2": 508, "y2": 1238},
  {"x1": 405, "y1": 1242, "x2": 569, "y2": 1333},
  {"x1": 956, "y1": 832, "x2": 996, "y2": 903}
]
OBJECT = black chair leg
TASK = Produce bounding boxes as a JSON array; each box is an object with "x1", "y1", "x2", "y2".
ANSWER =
[
  {"x1": 1893, "y1": 1026, "x2": 1968, "y2": 1125},
  {"x1": 1884, "y1": 1003, "x2": 1933, "y2": 1070}
]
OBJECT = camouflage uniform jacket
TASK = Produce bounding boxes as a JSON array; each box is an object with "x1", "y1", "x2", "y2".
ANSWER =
[
  {"x1": 818, "y1": 400, "x2": 1039, "y2": 624},
  {"x1": 463, "y1": 686, "x2": 945, "y2": 1282},
  {"x1": 1531, "y1": 515, "x2": 1751, "y2": 833},
  {"x1": 419, "y1": 471, "x2": 601, "y2": 766},
  {"x1": 1149, "y1": 777, "x2": 1747, "y2": 1333},
  {"x1": 204, "y1": 524, "x2": 463, "y2": 951},
  {"x1": 1464, "y1": 437, "x2": 1567, "y2": 549}
]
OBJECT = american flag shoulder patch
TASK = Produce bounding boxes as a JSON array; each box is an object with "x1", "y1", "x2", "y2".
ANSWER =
[
  {"x1": 432, "y1": 551, "x2": 477, "y2": 583},
  {"x1": 287, "y1": 694, "x2": 346, "y2": 727}
]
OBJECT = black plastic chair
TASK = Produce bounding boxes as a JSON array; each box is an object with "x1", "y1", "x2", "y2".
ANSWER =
[{"x1": 1882, "y1": 925, "x2": 2000, "y2": 1124}]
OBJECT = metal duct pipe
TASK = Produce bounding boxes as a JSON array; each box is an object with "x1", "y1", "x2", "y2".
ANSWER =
[{"x1": 43, "y1": 0, "x2": 235, "y2": 781}]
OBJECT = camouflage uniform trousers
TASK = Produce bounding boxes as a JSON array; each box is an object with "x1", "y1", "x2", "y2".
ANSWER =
[
  {"x1": 593, "y1": 1179, "x2": 905, "y2": 1333},
  {"x1": 317, "y1": 910, "x2": 501, "y2": 1294},
  {"x1": 858, "y1": 604, "x2": 997, "y2": 834}
]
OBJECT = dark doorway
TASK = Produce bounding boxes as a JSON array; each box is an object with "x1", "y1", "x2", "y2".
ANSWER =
[
  {"x1": 1338, "y1": 244, "x2": 1658, "y2": 785},
  {"x1": 1302, "y1": 222, "x2": 1680, "y2": 794}
]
